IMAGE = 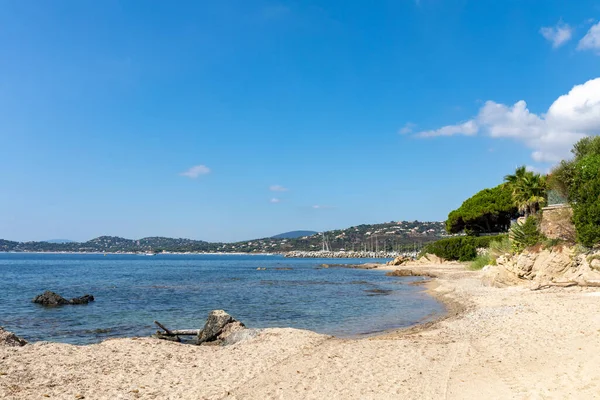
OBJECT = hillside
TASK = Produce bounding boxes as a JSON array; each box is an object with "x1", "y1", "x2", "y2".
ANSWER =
[
  {"x1": 0, "y1": 220, "x2": 448, "y2": 253},
  {"x1": 271, "y1": 231, "x2": 318, "y2": 239}
]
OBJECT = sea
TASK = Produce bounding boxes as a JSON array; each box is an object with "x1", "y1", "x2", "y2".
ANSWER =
[{"x1": 0, "y1": 253, "x2": 445, "y2": 345}]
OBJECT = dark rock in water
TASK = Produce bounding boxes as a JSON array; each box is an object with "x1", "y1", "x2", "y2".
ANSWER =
[
  {"x1": 0, "y1": 327, "x2": 27, "y2": 347},
  {"x1": 32, "y1": 291, "x2": 95, "y2": 306},
  {"x1": 33, "y1": 291, "x2": 70, "y2": 306},
  {"x1": 197, "y1": 310, "x2": 246, "y2": 345},
  {"x1": 70, "y1": 294, "x2": 95, "y2": 304},
  {"x1": 321, "y1": 263, "x2": 380, "y2": 270}
]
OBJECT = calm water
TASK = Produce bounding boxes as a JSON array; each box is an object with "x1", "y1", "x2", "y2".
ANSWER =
[{"x1": 0, "y1": 253, "x2": 444, "y2": 344}]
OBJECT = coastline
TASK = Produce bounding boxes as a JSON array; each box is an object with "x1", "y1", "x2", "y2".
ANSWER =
[
  {"x1": 1, "y1": 250, "x2": 400, "y2": 258},
  {"x1": 2, "y1": 261, "x2": 600, "y2": 399},
  {"x1": 0, "y1": 251, "x2": 279, "y2": 256}
]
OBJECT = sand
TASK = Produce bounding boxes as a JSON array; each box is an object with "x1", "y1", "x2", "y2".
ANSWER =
[{"x1": 2, "y1": 262, "x2": 600, "y2": 399}]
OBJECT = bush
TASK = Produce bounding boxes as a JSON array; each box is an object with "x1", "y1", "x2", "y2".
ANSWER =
[
  {"x1": 488, "y1": 237, "x2": 512, "y2": 259},
  {"x1": 470, "y1": 253, "x2": 494, "y2": 270},
  {"x1": 509, "y1": 216, "x2": 545, "y2": 252},
  {"x1": 549, "y1": 136, "x2": 600, "y2": 199},
  {"x1": 421, "y1": 235, "x2": 507, "y2": 262},
  {"x1": 549, "y1": 136, "x2": 600, "y2": 247},
  {"x1": 569, "y1": 155, "x2": 600, "y2": 248}
]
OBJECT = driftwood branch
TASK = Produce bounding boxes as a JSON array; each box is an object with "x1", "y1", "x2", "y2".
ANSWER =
[
  {"x1": 154, "y1": 321, "x2": 200, "y2": 336},
  {"x1": 531, "y1": 282, "x2": 578, "y2": 291},
  {"x1": 153, "y1": 333, "x2": 181, "y2": 342},
  {"x1": 154, "y1": 320, "x2": 173, "y2": 335},
  {"x1": 169, "y1": 329, "x2": 200, "y2": 335}
]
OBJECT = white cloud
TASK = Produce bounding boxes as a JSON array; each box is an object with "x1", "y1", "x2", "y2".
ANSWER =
[
  {"x1": 270, "y1": 198, "x2": 281, "y2": 203},
  {"x1": 312, "y1": 205, "x2": 334, "y2": 209},
  {"x1": 415, "y1": 77, "x2": 600, "y2": 163},
  {"x1": 525, "y1": 165, "x2": 550, "y2": 174},
  {"x1": 416, "y1": 120, "x2": 478, "y2": 138},
  {"x1": 269, "y1": 185, "x2": 288, "y2": 192},
  {"x1": 180, "y1": 165, "x2": 211, "y2": 178},
  {"x1": 540, "y1": 21, "x2": 573, "y2": 48},
  {"x1": 399, "y1": 122, "x2": 416, "y2": 134},
  {"x1": 578, "y1": 21, "x2": 600, "y2": 52}
]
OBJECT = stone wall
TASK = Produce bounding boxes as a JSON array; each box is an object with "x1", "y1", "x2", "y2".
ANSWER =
[{"x1": 540, "y1": 205, "x2": 575, "y2": 241}]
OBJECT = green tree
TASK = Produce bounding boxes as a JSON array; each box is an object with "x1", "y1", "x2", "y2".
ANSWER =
[
  {"x1": 446, "y1": 184, "x2": 518, "y2": 235},
  {"x1": 549, "y1": 136, "x2": 600, "y2": 199},
  {"x1": 569, "y1": 154, "x2": 600, "y2": 247},
  {"x1": 504, "y1": 166, "x2": 547, "y2": 217}
]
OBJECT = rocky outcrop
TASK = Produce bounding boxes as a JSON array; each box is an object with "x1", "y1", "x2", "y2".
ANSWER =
[
  {"x1": 221, "y1": 328, "x2": 262, "y2": 346},
  {"x1": 197, "y1": 310, "x2": 246, "y2": 345},
  {"x1": 416, "y1": 253, "x2": 445, "y2": 264},
  {"x1": 320, "y1": 263, "x2": 380, "y2": 270},
  {"x1": 385, "y1": 269, "x2": 436, "y2": 278},
  {"x1": 483, "y1": 246, "x2": 600, "y2": 288},
  {"x1": 540, "y1": 205, "x2": 575, "y2": 241},
  {"x1": 0, "y1": 327, "x2": 27, "y2": 347},
  {"x1": 70, "y1": 295, "x2": 95, "y2": 304},
  {"x1": 33, "y1": 291, "x2": 95, "y2": 306},
  {"x1": 387, "y1": 256, "x2": 410, "y2": 266}
]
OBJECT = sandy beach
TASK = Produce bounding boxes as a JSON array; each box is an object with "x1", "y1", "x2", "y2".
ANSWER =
[{"x1": 2, "y1": 261, "x2": 600, "y2": 400}]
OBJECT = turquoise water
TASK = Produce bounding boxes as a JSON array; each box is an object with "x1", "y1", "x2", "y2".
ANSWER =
[{"x1": 0, "y1": 253, "x2": 444, "y2": 344}]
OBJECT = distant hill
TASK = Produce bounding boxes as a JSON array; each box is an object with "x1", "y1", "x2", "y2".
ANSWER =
[
  {"x1": 0, "y1": 220, "x2": 450, "y2": 253},
  {"x1": 271, "y1": 231, "x2": 318, "y2": 239},
  {"x1": 44, "y1": 239, "x2": 75, "y2": 244}
]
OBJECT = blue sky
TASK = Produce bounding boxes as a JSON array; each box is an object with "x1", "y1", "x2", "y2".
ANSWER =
[{"x1": 1, "y1": 0, "x2": 599, "y2": 242}]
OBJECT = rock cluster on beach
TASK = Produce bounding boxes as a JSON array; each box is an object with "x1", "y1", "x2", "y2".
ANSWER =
[
  {"x1": 385, "y1": 269, "x2": 436, "y2": 278},
  {"x1": 197, "y1": 310, "x2": 247, "y2": 345},
  {"x1": 386, "y1": 255, "x2": 411, "y2": 266},
  {"x1": 416, "y1": 253, "x2": 446, "y2": 264},
  {"x1": 32, "y1": 291, "x2": 95, "y2": 306},
  {"x1": 0, "y1": 327, "x2": 27, "y2": 347},
  {"x1": 483, "y1": 246, "x2": 600, "y2": 288}
]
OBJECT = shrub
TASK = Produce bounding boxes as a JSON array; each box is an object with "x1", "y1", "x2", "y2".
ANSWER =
[
  {"x1": 470, "y1": 253, "x2": 494, "y2": 270},
  {"x1": 488, "y1": 237, "x2": 512, "y2": 259},
  {"x1": 421, "y1": 235, "x2": 507, "y2": 262},
  {"x1": 542, "y1": 238, "x2": 563, "y2": 249},
  {"x1": 509, "y1": 216, "x2": 545, "y2": 252},
  {"x1": 569, "y1": 154, "x2": 600, "y2": 248},
  {"x1": 549, "y1": 136, "x2": 600, "y2": 199}
]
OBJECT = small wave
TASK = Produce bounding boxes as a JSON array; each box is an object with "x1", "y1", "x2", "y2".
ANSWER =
[
  {"x1": 364, "y1": 288, "x2": 393, "y2": 296},
  {"x1": 85, "y1": 328, "x2": 113, "y2": 334}
]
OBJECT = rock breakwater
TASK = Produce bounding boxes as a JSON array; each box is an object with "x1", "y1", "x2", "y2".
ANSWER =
[{"x1": 284, "y1": 251, "x2": 413, "y2": 259}]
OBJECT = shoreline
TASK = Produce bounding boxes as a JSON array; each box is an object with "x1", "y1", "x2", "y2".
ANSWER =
[{"x1": 2, "y1": 262, "x2": 600, "y2": 399}]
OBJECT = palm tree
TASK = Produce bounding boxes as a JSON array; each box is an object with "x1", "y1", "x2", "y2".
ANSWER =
[
  {"x1": 504, "y1": 166, "x2": 547, "y2": 217},
  {"x1": 503, "y1": 166, "x2": 527, "y2": 186}
]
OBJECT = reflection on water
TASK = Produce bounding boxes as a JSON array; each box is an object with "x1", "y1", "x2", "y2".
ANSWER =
[{"x1": 0, "y1": 254, "x2": 444, "y2": 344}]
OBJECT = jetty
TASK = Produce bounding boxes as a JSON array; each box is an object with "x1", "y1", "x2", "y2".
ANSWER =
[{"x1": 283, "y1": 250, "x2": 418, "y2": 259}]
